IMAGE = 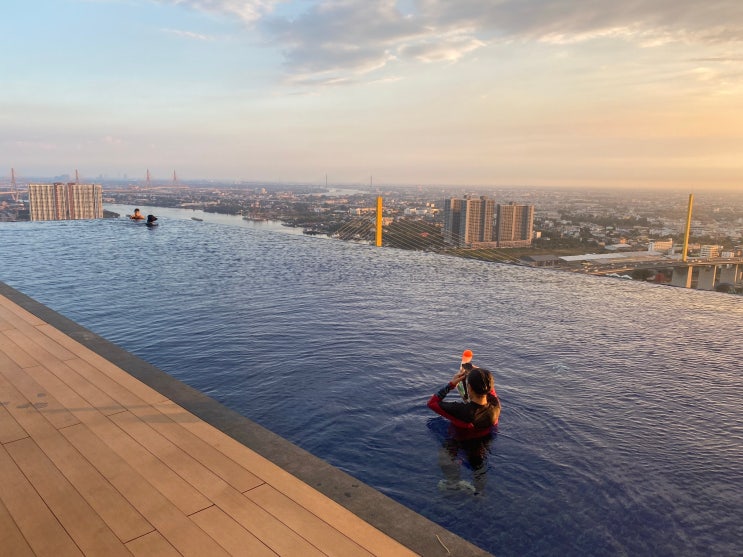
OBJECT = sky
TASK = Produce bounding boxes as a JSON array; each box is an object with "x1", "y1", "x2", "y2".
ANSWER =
[{"x1": 2, "y1": 0, "x2": 742, "y2": 190}]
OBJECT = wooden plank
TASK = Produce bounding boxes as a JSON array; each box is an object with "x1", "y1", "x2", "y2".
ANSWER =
[
  {"x1": 108, "y1": 409, "x2": 239, "y2": 499},
  {"x1": 155, "y1": 401, "x2": 416, "y2": 556},
  {"x1": 81, "y1": 356, "x2": 170, "y2": 405},
  {"x1": 31, "y1": 358, "x2": 125, "y2": 416},
  {"x1": 2, "y1": 320, "x2": 75, "y2": 362},
  {"x1": 212, "y1": 488, "x2": 326, "y2": 557},
  {"x1": 0, "y1": 295, "x2": 45, "y2": 326},
  {"x1": 5, "y1": 437, "x2": 132, "y2": 557},
  {"x1": 13, "y1": 358, "x2": 211, "y2": 517},
  {"x1": 190, "y1": 505, "x2": 278, "y2": 557},
  {"x1": 0, "y1": 374, "x2": 153, "y2": 543},
  {"x1": 0, "y1": 356, "x2": 79, "y2": 430},
  {"x1": 0, "y1": 330, "x2": 40, "y2": 369},
  {"x1": 12, "y1": 358, "x2": 211, "y2": 514},
  {"x1": 34, "y1": 324, "x2": 168, "y2": 405},
  {"x1": 56, "y1": 355, "x2": 150, "y2": 409},
  {"x1": 39, "y1": 381, "x2": 212, "y2": 516},
  {"x1": 107, "y1": 410, "x2": 339, "y2": 556},
  {"x1": 0, "y1": 314, "x2": 14, "y2": 332},
  {"x1": 0, "y1": 444, "x2": 83, "y2": 557},
  {"x1": 85, "y1": 411, "x2": 213, "y2": 515},
  {"x1": 245, "y1": 483, "x2": 373, "y2": 557},
  {"x1": 126, "y1": 403, "x2": 263, "y2": 492},
  {"x1": 0, "y1": 403, "x2": 29, "y2": 444},
  {"x1": 0, "y1": 369, "x2": 33, "y2": 413},
  {"x1": 0, "y1": 496, "x2": 35, "y2": 557},
  {"x1": 104, "y1": 412, "x2": 327, "y2": 556},
  {"x1": 126, "y1": 531, "x2": 182, "y2": 557},
  {"x1": 61, "y1": 423, "x2": 232, "y2": 557}
]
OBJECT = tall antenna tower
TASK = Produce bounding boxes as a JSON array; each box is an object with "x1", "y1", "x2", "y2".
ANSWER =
[
  {"x1": 145, "y1": 169, "x2": 151, "y2": 188},
  {"x1": 172, "y1": 170, "x2": 178, "y2": 186},
  {"x1": 75, "y1": 169, "x2": 80, "y2": 184}
]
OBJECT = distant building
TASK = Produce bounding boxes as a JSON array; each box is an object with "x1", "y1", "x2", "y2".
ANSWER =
[
  {"x1": 28, "y1": 183, "x2": 103, "y2": 221},
  {"x1": 495, "y1": 203, "x2": 534, "y2": 248},
  {"x1": 648, "y1": 239, "x2": 674, "y2": 253},
  {"x1": 443, "y1": 198, "x2": 463, "y2": 245},
  {"x1": 521, "y1": 254, "x2": 560, "y2": 267},
  {"x1": 444, "y1": 196, "x2": 534, "y2": 248},
  {"x1": 700, "y1": 245, "x2": 721, "y2": 258},
  {"x1": 444, "y1": 196, "x2": 495, "y2": 247}
]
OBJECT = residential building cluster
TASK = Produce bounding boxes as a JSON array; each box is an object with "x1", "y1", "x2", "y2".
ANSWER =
[{"x1": 443, "y1": 196, "x2": 534, "y2": 248}]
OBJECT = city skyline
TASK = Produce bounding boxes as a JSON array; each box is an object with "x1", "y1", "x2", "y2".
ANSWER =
[{"x1": 3, "y1": 1, "x2": 743, "y2": 190}]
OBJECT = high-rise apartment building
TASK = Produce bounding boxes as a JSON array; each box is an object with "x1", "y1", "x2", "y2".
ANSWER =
[
  {"x1": 28, "y1": 183, "x2": 103, "y2": 221},
  {"x1": 444, "y1": 196, "x2": 534, "y2": 248},
  {"x1": 443, "y1": 198, "x2": 463, "y2": 245},
  {"x1": 443, "y1": 196, "x2": 495, "y2": 247},
  {"x1": 495, "y1": 203, "x2": 534, "y2": 247}
]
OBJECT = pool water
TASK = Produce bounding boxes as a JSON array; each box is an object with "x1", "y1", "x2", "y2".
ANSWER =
[{"x1": 1, "y1": 206, "x2": 741, "y2": 556}]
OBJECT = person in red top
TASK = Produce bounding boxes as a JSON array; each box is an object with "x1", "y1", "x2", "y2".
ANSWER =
[
  {"x1": 428, "y1": 365, "x2": 500, "y2": 433},
  {"x1": 427, "y1": 365, "x2": 500, "y2": 494}
]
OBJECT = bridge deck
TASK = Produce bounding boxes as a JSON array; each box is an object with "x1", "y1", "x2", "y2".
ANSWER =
[{"x1": 0, "y1": 287, "x2": 485, "y2": 556}]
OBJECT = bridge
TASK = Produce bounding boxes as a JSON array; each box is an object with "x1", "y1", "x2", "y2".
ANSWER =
[{"x1": 576, "y1": 256, "x2": 743, "y2": 292}]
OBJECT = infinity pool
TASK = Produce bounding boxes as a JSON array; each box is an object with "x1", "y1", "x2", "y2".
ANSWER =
[{"x1": 2, "y1": 207, "x2": 741, "y2": 556}]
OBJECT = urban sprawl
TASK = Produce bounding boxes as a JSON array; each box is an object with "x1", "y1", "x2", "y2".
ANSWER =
[{"x1": 2, "y1": 178, "x2": 742, "y2": 293}]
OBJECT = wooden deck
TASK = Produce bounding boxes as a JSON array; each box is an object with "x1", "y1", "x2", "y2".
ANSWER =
[{"x1": 0, "y1": 286, "x2": 490, "y2": 556}]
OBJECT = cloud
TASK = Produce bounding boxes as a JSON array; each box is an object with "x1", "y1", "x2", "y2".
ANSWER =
[
  {"x1": 162, "y1": 28, "x2": 213, "y2": 40},
  {"x1": 267, "y1": 1, "x2": 424, "y2": 80},
  {"x1": 414, "y1": 0, "x2": 743, "y2": 44},
  {"x1": 156, "y1": 0, "x2": 280, "y2": 24},
  {"x1": 163, "y1": 0, "x2": 743, "y2": 85},
  {"x1": 399, "y1": 33, "x2": 485, "y2": 63}
]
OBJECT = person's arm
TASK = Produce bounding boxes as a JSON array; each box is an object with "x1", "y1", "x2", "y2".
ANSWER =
[{"x1": 427, "y1": 370, "x2": 474, "y2": 429}]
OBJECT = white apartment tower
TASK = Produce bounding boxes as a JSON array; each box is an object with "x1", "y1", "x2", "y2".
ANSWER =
[{"x1": 28, "y1": 183, "x2": 104, "y2": 221}]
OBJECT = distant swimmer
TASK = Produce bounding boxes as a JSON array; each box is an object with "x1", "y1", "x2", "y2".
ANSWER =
[
  {"x1": 145, "y1": 214, "x2": 158, "y2": 227},
  {"x1": 129, "y1": 208, "x2": 145, "y2": 220}
]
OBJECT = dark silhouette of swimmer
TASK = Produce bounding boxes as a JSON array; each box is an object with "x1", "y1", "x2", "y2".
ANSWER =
[{"x1": 145, "y1": 214, "x2": 158, "y2": 227}]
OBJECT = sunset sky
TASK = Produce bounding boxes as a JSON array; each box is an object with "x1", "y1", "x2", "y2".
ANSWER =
[{"x1": 2, "y1": 0, "x2": 742, "y2": 189}]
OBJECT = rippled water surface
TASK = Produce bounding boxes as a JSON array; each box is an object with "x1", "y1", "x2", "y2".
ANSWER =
[{"x1": 2, "y1": 206, "x2": 742, "y2": 556}]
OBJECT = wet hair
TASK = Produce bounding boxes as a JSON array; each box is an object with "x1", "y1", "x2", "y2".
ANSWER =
[{"x1": 467, "y1": 367, "x2": 494, "y2": 396}]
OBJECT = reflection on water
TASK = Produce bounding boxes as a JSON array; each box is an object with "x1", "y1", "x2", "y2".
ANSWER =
[
  {"x1": 436, "y1": 428, "x2": 494, "y2": 495},
  {"x1": 1, "y1": 210, "x2": 741, "y2": 557}
]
